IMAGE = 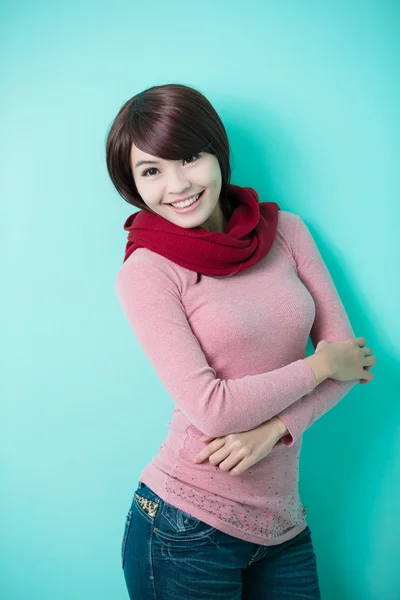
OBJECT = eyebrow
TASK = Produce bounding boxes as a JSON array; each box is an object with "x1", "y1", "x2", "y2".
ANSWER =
[{"x1": 134, "y1": 159, "x2": 160, "y2": 169}]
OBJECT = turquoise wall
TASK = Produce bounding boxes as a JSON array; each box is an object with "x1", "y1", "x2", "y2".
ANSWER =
[{"x1": 2, "y1": 0, "x2": 398, "y2": 598}]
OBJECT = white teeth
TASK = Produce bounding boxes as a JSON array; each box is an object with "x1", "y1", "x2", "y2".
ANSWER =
[{"x1": 171, "y1": 193, "x2": 201, "y2": 208}]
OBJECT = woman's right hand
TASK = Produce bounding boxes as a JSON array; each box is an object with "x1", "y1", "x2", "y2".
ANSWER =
[{"x1": 315, "y1": 337, "x2": 376, "y2": 384}]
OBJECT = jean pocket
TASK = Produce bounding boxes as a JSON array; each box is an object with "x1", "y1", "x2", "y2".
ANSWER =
[
  {"x1": 159, "y1": 501, "x2": 216, "y2": 541},
  {"x1": 134, "y1": 492, "x2": 160, "y2": 520},
  {"x1": 121, "y1": 509, "x2": 133, "y2": 570}
]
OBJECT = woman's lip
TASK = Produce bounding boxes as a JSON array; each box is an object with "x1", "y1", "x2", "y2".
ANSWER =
[
  {"x1": 167, "y1": 191, "x2": 204, "y2": 205},
  {"x1": 168, "y1": 190, "x2": 204, "y2": 213}
]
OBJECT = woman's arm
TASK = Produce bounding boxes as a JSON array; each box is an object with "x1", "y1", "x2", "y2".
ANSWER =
[{"x1": 273, "y1": 215, "x2": 359, "y2": 446}]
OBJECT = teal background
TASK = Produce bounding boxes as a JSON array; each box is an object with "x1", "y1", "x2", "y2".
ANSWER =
[{"x1": 2, "y1": 1, "x2": 399, "y2": 598}]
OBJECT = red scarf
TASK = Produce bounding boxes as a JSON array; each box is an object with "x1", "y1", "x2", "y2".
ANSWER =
[{"x1": 122, "y1": 183, "x2": 280, "y2": 277}]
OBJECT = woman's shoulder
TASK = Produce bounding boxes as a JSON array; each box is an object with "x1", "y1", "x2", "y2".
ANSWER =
[
  {"x1": 274, "y1": 208, "x2": 301, "y2": 244},
  {"x1": 116, "y1": 247, "x2": 187, "y2": 293},
  {"x1": 122, "y1": 246, "x2": 167, "y2": 267},
  {"x1": 270, "y1": 208, "x2": 303, "y2": 265},
  {"x1": 276, "y1": 208, "x2": 299, "y2": 230}
]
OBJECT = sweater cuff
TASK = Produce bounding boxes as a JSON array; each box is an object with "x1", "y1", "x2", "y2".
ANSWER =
[{"x1": 276, "y1": 414, "x2": 301, "y2": 447}]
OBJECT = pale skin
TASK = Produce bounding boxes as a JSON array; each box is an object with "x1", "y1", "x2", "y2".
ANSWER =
[
  {"x1": 194, "y1": 416, "x2": 289, "y2": 477},
  {"x1": 129, "y1": 143, "x2": 228, "y2": 234}
]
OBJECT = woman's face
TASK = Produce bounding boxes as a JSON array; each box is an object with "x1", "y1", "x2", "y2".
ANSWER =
[{"x1": 130, "y1": 142, "x2": 227, "y2": 233}]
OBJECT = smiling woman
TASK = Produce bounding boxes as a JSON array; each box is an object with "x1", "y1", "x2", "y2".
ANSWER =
[
  {"x1": 129, "y1": 141, "x2": 225, "y2": 229},
  {"x1": 105, "y1": 83, "x2": 234, "y2": 235},
  {"x1": 106, "y1": 82, "x2": 331, "y2": 600}
]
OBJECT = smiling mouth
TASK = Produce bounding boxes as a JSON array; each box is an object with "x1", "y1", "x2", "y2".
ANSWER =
[{"x1": 167, "y1": 190, "x2": 204, "y2": 206}]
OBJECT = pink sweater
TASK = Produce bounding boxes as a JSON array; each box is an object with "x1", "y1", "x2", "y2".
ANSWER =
[{"x1": 115, "y1": 209, "x2": 358, "y2": 546}]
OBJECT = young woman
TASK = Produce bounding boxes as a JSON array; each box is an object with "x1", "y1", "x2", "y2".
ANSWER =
[{"x1": 106, "y1": 83, "x2": 376, "y2": 599}]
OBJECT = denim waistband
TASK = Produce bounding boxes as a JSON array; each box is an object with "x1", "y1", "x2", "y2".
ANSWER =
[{"x1": 137, "y1": 480, "x2": 162, "y2": 503}]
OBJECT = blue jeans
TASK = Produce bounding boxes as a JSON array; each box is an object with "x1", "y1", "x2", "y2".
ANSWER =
[{"x1": 121, "y1": 480, "x2": 321, "y2": 599}]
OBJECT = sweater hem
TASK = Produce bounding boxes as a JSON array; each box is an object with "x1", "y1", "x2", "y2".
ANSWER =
[{"x1": 138, "y1": 464, "x2": 308, "y2": 547}]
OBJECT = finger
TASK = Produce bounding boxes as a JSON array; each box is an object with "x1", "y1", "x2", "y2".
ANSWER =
[
  {"x1": 228, "y1": 456, "x2": 253, "y2": 477},
  {"x1": 208, "y1": 445, "x2": 234, "y2": 466},
  {"x1": 194, "y1": 438, "x2": 225, "y2": 462},
  {"x1": 360, "y1": 364, "x2": 371, "y2": 384},
  {"x1": 218, "y1": 452, "x2": 244, "y2": 473}
]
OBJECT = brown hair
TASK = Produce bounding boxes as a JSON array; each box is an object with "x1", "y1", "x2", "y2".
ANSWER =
[{"x1": 105, "y1": 83, "x2": 235, "y2": 223}]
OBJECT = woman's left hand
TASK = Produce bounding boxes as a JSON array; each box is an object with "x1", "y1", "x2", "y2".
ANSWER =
[{"x1": 193, "y1": 418, "x2": 284, "y2": 476}]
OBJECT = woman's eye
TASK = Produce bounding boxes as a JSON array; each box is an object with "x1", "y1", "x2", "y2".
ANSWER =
[
  {"x1": 142, "y1": 154, "x2": 200, "y2": 177},
  {"x1": 142, "y1": 167, "x2": 158, "y2": 177},
  {"x1": 184, "y1": 154, "x2": 200, "y2": 164}
]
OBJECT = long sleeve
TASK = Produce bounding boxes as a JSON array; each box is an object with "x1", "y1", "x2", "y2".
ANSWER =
[
  {"x1": 116, "y1": 256, "x2": 317, "y2": 438},
  {"x1": 275, "y1": 215, "x2": 359, "y2": 446}
]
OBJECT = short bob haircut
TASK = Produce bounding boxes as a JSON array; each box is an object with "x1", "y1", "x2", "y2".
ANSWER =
[{"x1": 105, "y1": 83, "x2": 235, "y2": 223}]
